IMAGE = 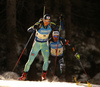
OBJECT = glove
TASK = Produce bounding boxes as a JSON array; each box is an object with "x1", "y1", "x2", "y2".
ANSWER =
[
  {"x1": 34, "y1": 25, "x2": 38, "y2": 29},
  {"x1": 27, "y1": 26, "x2": 36, "y2": 32},
  {"x1": 59, "y1": 14, "x2": 63, "y2": 21},
  {"x1": 74, "y1": 53, "x2": 80, "y2": 60}
]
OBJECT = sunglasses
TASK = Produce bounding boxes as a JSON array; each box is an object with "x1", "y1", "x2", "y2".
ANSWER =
[{"x1": 53, "y1": 36, "x2": 59, "y2": 38}]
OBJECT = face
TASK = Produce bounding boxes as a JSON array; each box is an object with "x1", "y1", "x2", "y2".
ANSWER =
[
  {"x1": 43, "y1": 19, "x2": 50, "y2": 26},
  {"x1": 53, "y1": 35, "x2": 59, "y2": 42}
]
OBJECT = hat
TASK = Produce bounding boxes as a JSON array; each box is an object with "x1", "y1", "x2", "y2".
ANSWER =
[
  {"x1": 43, "y1": 14, "x2": 51, "y2": 20},
  {"x1": 52, "y1": 31, "x2": 59, "y2": 36}
]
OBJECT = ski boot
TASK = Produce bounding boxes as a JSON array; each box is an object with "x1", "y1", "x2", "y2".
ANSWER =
[
  {"x1": 41, "y1": 72, "x2": 47, "y2": 81},
  {"x1": 19, "y1": 72, "x2": 27, "y2": 81},
  {"x1": 52, "y1": 76, "x2": 59, "y2": 81}
]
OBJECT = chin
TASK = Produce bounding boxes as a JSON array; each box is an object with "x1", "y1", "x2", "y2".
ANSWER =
[{"x1": 54, "y1": 40, "x2": 58, "y2": 42}]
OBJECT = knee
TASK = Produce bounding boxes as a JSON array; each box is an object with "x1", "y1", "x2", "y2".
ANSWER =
[
  {"x1": 29, "y1": 52, "x2": 37, "y2": 57},
  {"x1": 44, "y1": 58, "x2": 49, "y2": 63},
  {"x1": 31, "y1": 53, "x2": 34, "y2": 56}
]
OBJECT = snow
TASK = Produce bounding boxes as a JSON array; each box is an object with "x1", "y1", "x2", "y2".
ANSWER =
[{"x1": 0, "y1": 80, "x2": 100, "y2": 87}]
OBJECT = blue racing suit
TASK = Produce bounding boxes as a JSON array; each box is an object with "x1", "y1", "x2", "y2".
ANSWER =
[
  {"x1": 48, "y1": 37, "x2": 75, "y2": 78},
  {"x1": 24, "y1": 21, "x2": 56, "y2": 72}
]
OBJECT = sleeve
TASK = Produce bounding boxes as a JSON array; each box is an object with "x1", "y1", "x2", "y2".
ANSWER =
[
  {"x1": 58, "y1": 21, "x2": 64, "y2": 31},
  {"x1": 59, "y1": 37, "x2": 68, "y2": 45},
  {"x1": 63, "y1": 38, "x2": 76, "y2": 54},
  {"x1": 56, "y1": 15, "x2": 64, "y2": 31},
  {"x1": 49, "y1": 37, "x2": 53, "y2": 43},
  {"x1": 63, "y1": 38, "x2": 80, "y2": 59},
  {"x1": 59, "y1": 15, "x2": 64, "y2": 31}
]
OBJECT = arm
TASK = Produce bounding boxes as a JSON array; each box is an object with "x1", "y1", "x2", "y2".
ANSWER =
[
  {"x1": 27, "y1": 22, "x2": 40, "y2": 32},
  {"x1": 56, "y1": 15, "x2": 64, "y2": 31},
  {"x1": 48, "y1": 37, "x2": 52, "y2": 50},
  {"x1": 61, "y1": 37, "x2": 80, "y2": 60}
]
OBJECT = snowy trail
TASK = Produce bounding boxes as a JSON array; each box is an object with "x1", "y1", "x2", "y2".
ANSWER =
[{"x1": 0, "y1": 80, "x2": 100, "y2": 87}]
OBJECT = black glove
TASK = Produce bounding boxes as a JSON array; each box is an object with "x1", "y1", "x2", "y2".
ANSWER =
[
  {"x1": 34, "y1": 25, "x2": 38, "y2": 29},
  {"x1": 59, "y1": 14, "x2": 63, "y2": 21}
]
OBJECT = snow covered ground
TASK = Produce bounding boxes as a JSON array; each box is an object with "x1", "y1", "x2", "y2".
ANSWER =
[
  {"x1": 0, "y1": 80, "x2": 100, "y2": 87},
  {"x1": 0, "y1": 72, "x2": 100, "y2": 87}
]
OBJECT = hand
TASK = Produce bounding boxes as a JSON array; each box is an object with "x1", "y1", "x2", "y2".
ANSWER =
[
  {"x1": 39, "y1": 18, "x2": 43, "y2": 23},
  {"x1": 27, "y1": 27, "x2": 34, "y2": 32},
  {"x1": 75, "y1": 53, "x2": 80, "y2": 60},
  {"x1": 59, "y1": 14, "x2": 63, "y2": 21},
  {"x1": 48, "y1": 60, "x2": 51, "y2": 64},
  {"x1": 34, "y1": 25, "x2": 38, "y2": 29}
]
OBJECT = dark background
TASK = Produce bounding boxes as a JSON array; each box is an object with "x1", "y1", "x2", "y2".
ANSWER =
[{"x1": 0, "y1": 0, "x2": 100, "y2": 84}]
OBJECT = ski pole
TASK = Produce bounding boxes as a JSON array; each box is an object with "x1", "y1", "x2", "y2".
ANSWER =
[
  {"x1": 78, "y1": 59, "x2": 88, "y2": 77},
  {"x1": 12, "y1": 31, "x2": 34, "y2": 72},
  {"x1": 50, "y1": 67, "x2": 54, "y2": 76},
  {"x1": 77, "y1": 59, "x2": 93, "y2": 87},
  {"x1": 54, "y1": 40, "x2": 59, "y2": 75},
  {"x1": 54, "y1": 15, "x2": 62, "y2": 74}
]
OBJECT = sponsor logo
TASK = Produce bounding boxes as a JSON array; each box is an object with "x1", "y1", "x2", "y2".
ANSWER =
[
  {"x1": 45, "y1": 50, "x2": 48, "y2": 52},
  {"x1": 51, "y1": 44, "x2": 62, "y2": 47},
  {"x1": 35, "y1": 37, "x2": 48, "y2": 42},
  {"x1": 46, "y1": 16, "x2": 50, "y2": 19},
  {"x1": 41, "y1": 30, "x2": 51, "y2": 33}
]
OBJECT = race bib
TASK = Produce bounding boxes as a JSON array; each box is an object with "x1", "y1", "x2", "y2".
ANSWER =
[{"x1": 51, "y1": 47, "x2": 63, "y2": 56}]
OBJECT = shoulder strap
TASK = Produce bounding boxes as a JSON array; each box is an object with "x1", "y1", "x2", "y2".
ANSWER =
[
  {"x1": 49, "y1": 23, "x2": 51, "y2": 28},
  {"x1": 39, "y1": 23, "x2": 42, "y2": 29},
  {"x1": 36, "y1": 22, "x2": 42, "y2": 31}
]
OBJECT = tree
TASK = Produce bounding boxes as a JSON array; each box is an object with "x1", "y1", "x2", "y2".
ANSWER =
[
  {"x1": 6, "y1": 0, "x2": 17, "y2": 71},
  {"x1": 63, "y1": 0, "x2": 73, "y2": 82}
]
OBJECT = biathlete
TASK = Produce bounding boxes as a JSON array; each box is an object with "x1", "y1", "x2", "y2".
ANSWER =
[
  {"x1": 48, "y1": 30, "x2": 80, "y2": 80},
  {"x1": 19, "y1": 14, "x2": 57, "y2": 81}
]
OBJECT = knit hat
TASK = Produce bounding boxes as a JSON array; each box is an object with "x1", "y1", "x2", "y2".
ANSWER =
[
  {"x1": 52, "y1": 31, "x2": 59, "y2": 36},
  {"x1": 43, "y1": 14, "x2": 51, "y2": 20}
]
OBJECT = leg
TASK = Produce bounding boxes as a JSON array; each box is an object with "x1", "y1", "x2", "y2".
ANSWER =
[
  {"x1": 47, "y1": 56, "x2": 55, "y2": 78},
  {"x1": 40, "y1": 42, "x2": 49, "y2": 80},
  {"x1": 41, "y1": 43, "x2": 49, "y2": 71},
  {"x1": 58, "y1": 57, "x2": 64, "y2": 78},
  {"x1": 19, "y1": 41, "x2": 40, "y2": 80},
  {"x1": 24, "y1": 41, "x2": 40, "y2": 72}
]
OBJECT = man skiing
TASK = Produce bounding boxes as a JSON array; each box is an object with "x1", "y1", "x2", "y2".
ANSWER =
[
  {"x1": 48, "y1": 30, "x2": 80, "y2": 81},
  {"x1": 19, "y1": 14, "x2": 57, "y2": 81}
]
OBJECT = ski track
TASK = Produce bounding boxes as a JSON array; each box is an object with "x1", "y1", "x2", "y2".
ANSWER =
[{"x1": 0, "y1": 80, "x2": 100, "y2": 87}]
